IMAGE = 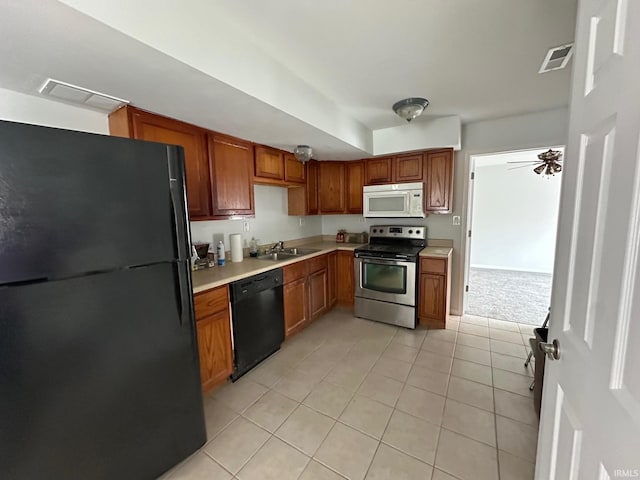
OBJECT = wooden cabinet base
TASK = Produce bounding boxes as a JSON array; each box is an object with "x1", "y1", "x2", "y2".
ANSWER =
[
  {"x1": 419, "y1": 316, "x2": 446, "y2": 329},
  {"x1": 194, "y1": 285, "x2": 233, "y2": 393},
  {"x1": 418, "y1": 255, "x2": 451, "y2": 330}
]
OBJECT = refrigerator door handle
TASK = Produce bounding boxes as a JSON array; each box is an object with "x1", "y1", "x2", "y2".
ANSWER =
[
  {"x1": 167, "y1": 146, "x2": 193, "y2": 326},
  {"x1": 176, "y1": 262, "x2": 191, "y2": 326},
  {"x1": 167, "y1": 146, "x2": 190, "y2": 263}
]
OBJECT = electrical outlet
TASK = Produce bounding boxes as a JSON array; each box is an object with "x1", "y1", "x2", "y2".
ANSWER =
[
  {"x1": 299, "y1": 217, "x2": 305, "y2": 226},
  {"x1": 243, "y1": 221, "x2": 250, "y2": 232},
  {"x1": 452, "y1": 216, "x2": 461, "y2": 226},
  {"x1": 359, "y1": 217, "x2": 367, "y2": 223}
]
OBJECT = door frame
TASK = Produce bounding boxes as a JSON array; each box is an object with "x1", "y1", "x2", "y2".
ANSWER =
[{"x1": 461, "y1": 145, "x2": 565, "y2": 315}]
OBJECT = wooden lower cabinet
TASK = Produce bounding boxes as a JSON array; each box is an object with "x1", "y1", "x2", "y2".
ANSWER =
[
  {"x1": 336, "y1": 250, "x2": 355, "y2": 306},
  {"x1": 283, "y1": 276, "x2": 308, "y2": 337},
  {"x1": 327, "y1": 252, "x2": 337, "y2": 307},
  {"x1": 283, "y1": 254, "x2": 330, "y2": 338},
  {"x1": 308, "y1": 269, "x2": 328, "y2": 320},
  {"x1": 418, "y1": 256, "x2": 451, "y2": 329},
  {"x1": 194, "y1": 286, "x2": 233, "y2": 392}
]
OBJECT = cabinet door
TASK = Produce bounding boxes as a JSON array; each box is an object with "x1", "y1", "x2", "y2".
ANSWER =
[
  {"x1": 209, "y1": 134, "x2": 254, "y2": 216},
  {"x1": 336, "y1": 250, "x2": 355, "y2": 306},
  {"x1": 328, "y1": 252, "x2": 337, "y2": 307},
  {"x1": 424, "y1": 149, "x2": 453, "y2": 213},
  {"x1": 284, "y1": 277, "x2": 308, "y2": 338},
  {"x1": 345, "y1": 161, "x2": 364, "y2": 214},
  {"x1": 197, "y1": 309, "x2": 233, "y2": 392},
  {"x1": 307, "y1": 160, "x2": 319, "y2": 215},
  {"x1": 318, "y1": 162, "x2": 346, "y2": 213},
  {"x1": 395, "y1": 153, "x2": 424, "y2": 182},
  {"x1": 308, "y1": 269, "x2": 328, "y2": 320},
  {"x1": 284, "y1": 153, "x2": 306, "y2": 184},
  {"x1": 130, "y1": 110, "x2": 211, "y2": 218},
  {"x1": 254, "y1": 145, "x2": 284, "y2": 181},
  {"x1": 419, "y1": 273, "x2": 445, "y2": 324},
  {"x1": 365, "y1": 157, "x2": 393, "y2": 184}
]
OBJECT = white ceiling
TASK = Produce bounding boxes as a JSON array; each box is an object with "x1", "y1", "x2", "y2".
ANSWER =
[{"x1": 0, "y1": 0, "x2": 577, "y2": 159}]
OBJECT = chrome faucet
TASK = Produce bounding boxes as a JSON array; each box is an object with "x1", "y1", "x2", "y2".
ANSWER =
[{"x1": 268, "y1": 241, "x2": 284, "y2": 253}]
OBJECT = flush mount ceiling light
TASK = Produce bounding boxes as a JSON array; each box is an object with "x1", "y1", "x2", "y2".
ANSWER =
[
  {"x1": 392, "y1": 97, "x2": 430, "y2": 122},
  {"x1": 293, "y1": 145, "x2": 313, "y2": 164},
  {"x1": 39, "y1": 78, "x2": 129, "y2": 112}
]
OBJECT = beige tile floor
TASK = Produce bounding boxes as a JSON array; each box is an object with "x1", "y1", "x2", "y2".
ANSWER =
[{"x1": 162, "y1": 309, "x2": 539, "y2": 480}]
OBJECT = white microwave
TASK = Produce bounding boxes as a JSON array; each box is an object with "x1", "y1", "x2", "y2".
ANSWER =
[{"x1": 363, "y1": 182, "x2": 425, "y2": 218}]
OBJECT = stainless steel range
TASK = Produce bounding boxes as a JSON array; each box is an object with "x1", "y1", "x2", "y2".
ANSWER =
[{"x1": 354, "y1": 225, "x2": 426, "y2": 329}]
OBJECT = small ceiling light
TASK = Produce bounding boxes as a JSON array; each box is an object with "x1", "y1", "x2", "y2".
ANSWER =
[
  {"x1": 392, "y1": 97, "x2": 430, "y2": 122},
  {"x1": 294, "y1": 145, "x2": 313, "y2": 164}
]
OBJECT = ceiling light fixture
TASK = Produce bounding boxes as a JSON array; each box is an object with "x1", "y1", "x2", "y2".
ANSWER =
[
  {"x1": 294, "y1": 145, "x2": 313, "y2": 164},
  {"x1": 392, "y1": 97, "x2": 430, "y2": 122}
]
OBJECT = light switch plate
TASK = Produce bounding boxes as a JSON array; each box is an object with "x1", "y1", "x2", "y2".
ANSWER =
[{"x1": 243, "y1": 221, "x2": 250, "y2": 232}]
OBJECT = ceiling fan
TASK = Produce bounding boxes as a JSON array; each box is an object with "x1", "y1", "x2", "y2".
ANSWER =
[{"x1": 508, "y1": 149, "x2": 563, "y2": 176}]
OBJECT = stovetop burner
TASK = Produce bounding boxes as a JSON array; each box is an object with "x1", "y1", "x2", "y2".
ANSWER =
[{"x1": 354, "y1": 225, "x2": 427, "y2": 261}]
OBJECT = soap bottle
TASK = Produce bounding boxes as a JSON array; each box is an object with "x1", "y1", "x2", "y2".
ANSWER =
[
  {"x1": 217, "y1": 240, "x2": 226, "y2": 266},
  {"x1": 249, "y1": 237, "x2": 258, "y2": 257}
]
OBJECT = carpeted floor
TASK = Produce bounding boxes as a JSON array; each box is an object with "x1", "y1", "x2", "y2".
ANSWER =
[{"x1": 466, "y1": 267, "x2": 552, "y2": 325}]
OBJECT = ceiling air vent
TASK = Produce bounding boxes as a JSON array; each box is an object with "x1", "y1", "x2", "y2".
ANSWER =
[
  {"x1": 539, "y1": 43, "x2": 574, "y2": 73},
  {"x1": 39, "y1": 78, "x2": 129, "y2": 111}
]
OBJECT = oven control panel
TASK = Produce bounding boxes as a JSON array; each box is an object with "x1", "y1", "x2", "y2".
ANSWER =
[{"x1": 369, "y1": 225, "x2": 426, "y2": 240}]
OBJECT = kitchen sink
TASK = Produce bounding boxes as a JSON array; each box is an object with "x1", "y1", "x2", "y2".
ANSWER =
[{"x1": 256, "y1": 248, "x2": 321, "y2": 261}]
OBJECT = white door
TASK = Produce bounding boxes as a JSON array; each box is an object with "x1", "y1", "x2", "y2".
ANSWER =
[{"x1": 536, "y1": 0, "x2": 640, "y2": 478}]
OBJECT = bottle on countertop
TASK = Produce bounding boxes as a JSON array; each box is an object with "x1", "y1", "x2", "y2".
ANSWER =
[
  {"x1": 217, "y1": 240, "x2": 226, "y2": 266},
  {"x1": 249, "y1": 237, "x2": 258, "y2": 257}
]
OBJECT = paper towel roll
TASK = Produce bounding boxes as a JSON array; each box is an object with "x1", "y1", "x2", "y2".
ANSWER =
[{"x1": 230, "y1": 234, "x2": 243, "y2": 263}]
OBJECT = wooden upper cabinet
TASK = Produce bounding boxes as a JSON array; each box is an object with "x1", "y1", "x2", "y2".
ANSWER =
[
  {"x1": 284, "y1": 153, "x2": 306, "y2": 184},
  {"x1": 395, "y1": 153, "x2": 424, "y2": 182},
  {"x1": 254, "y1": 145, "x2": 284, "y2": 182},
  {"x1": 318, "y1": 162, "x2": 346, "y2": 213},
  {"x1": 345, "y1": 161, "x2": 364, "y2": 214},
  {"x1": 208, "y1": 134, "x2": 254, "y2": 216},
  {"x1": 365, "y1": 157, "x2": 393, "y2": 184},
  {"x1": 109, "y1": 106, "x2": 211, "y2": 219},
  {"x1": 307, "y1": 160, "x2": 319, "y2": 215},
  {"x1": 424, "y1": 149, "x2": 453, "y2": 213},
  {"x1": 287, "y1": 160, "x2": 318, "y2": 216}
]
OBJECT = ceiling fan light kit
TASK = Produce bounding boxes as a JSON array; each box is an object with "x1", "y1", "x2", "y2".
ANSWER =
[
  {"x1": 392, "y1": 97, "x2": 430, "y2": 122},
  {"x1": 293, "y1": 145, "x2": 313, "y2": 164}
]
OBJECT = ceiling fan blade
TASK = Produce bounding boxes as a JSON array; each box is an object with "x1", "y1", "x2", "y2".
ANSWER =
[
  {"x1": 508, "y1": 164, "x2": 540, "y2": 170},
  {"x1": 534, "y1": 164, "x2": 546, "y2": 174}
]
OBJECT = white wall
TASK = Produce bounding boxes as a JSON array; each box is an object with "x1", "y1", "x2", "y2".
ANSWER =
[
  {"x1": 190, "y1": 184, "x2": 322, "y2": 250},
  {"x1": 470, "y1": 157, "x2": 562, "y2": 273},
  {"x1": 454, "y1": 107, "x2": 569, "y2": 313},
  {"x1": 0, "y1": 87, "x2": 109, "y2": 134}
]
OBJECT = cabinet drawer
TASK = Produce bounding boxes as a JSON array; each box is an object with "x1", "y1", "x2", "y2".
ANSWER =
[
  {"x1": 284, "y1": 261, "x2": 308, "y2": 283},
  {"x1": 307, "y1": 254, "x2": 328, "y2": 274},
  {"x1": 420, "y1": 258, "x2": 446, "y2": 274},
  {"x1": 194, "y1": 285, "x2": 229, "y2": 320}
]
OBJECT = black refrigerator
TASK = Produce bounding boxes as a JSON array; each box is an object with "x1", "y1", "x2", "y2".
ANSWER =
[{"x1": 0, "y1": 120, "x2": 206, "y2": 479}]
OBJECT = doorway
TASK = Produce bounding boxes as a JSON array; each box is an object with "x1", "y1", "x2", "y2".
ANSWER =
[{"x1": 465, "y1": 147, "x2": 563, "y2": 325}]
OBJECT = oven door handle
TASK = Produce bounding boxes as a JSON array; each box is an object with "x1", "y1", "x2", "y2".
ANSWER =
[{"x1": 358, "y1": 257, "x2": 412, "y2": 266}]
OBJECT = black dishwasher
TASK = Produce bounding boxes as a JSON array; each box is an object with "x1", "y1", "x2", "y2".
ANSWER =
[{"x1": 230, "y1": 268, "x2": 284, "y2": 381}]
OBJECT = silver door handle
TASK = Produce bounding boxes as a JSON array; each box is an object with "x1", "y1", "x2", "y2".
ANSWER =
[{"x1": 539, "y1": 339, "x2": 561, "y2": 360}]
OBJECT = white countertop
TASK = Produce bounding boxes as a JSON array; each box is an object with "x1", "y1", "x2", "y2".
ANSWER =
[{"x1": 191, "y1": 241, "x2": 363, "y2": 293}]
